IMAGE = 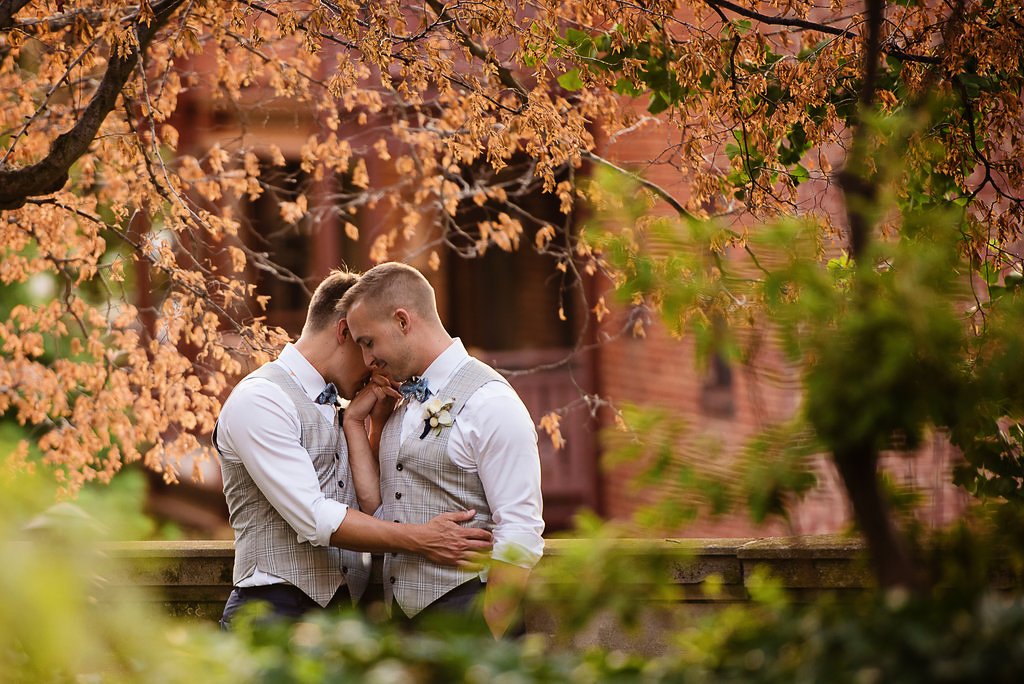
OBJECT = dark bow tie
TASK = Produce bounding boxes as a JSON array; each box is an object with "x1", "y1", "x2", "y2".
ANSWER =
[
  {"x1": 399, "y1": 376, "x2": 430, "y2": 403},
  {"x1": 315, "y1": 382, "x2": 338, "y2": 405}
]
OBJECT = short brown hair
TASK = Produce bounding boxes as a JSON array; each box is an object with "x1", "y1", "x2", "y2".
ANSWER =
[
  {"x1": 336, "y1": 262, "x2": 437, "y2": 320},
  {"x1": 304, "y1": 269, "x2": 359, "y2": 333}
]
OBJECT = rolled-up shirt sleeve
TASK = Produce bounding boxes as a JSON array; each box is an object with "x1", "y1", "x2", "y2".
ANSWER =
[
  {"x1": 217, "y1": 378, "x2": 347, "y2": 547},
  {"x1": 456, "y1": 385, "x2": 545, "y2": 569}
]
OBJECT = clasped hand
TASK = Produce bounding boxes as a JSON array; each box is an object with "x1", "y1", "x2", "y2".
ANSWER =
[
  {"x1": 344, "y1": 373, "x2": 401, "y2": 427},
  {"x1": 420, "y1": 509, "x2": 493, "y2": 570}
]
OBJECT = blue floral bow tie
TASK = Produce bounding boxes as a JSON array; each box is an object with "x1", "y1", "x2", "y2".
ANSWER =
[
  {"x1": 315, "y1": 382, "x2": 338, "y2": 405},
  {"x1": 399, "y1": 376, "x2": 430, "y2": 403}
]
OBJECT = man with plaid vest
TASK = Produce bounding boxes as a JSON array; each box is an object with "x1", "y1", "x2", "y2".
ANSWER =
[
  {"x1": 215, "y1": 270, "x2": 493, "y2": 628},
  {"x1": 340, "y1": 263, "x2": 545, "y2": 638}
]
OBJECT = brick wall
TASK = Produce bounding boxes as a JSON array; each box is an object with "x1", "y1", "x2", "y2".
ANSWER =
[{"x1": 590, "y1": 112, "x2": 971, "y2": 538}]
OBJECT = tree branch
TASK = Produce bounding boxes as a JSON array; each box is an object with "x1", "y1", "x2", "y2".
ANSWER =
[
  {"x1": 838, "y1": 0, "x2": 885, "y2": 261},
  {"x1": 0, "y1": 0, "x2": 188, "y2": 211},
  {"x1": 1, "y1": 33, "x2": 104, "y2": 166},
  {"x1": 0, "y1": 0, "x2": 32, "y2": 31},
  {"x1": 241, "y1": 0, "x2": 522, "y2": 115},
  {"x1": 582, "y1": 150, "x2": 695, "y2": 219},
  {"x1": 706, "y1": 0, "x2": 855, "y2": 36},
  {"x1": 424, "y1": 0, "x2": 528, "y2": 103},
  {"x1": 10, "y1": 8, "x2": 107, "y2": 34},
  {"x1": 702, "y1": 0, "x2": 940, "y2": 65}
]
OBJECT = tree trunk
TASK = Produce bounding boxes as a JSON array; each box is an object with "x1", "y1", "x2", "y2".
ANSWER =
[
  {"x1": 834, "y1": 445, "x2": 921, "y2": 590},
  {"x1": 832, "y1": 0, "x2": 924, "y2": 593}
]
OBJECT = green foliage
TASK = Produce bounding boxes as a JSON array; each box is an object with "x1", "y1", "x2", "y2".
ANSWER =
[
  {"x1": 0, "y1": 470, "x2": 244, "y2": 683},
  {"x1": 0, "y1": 469, "x2": 658, "y2": 683},
  {"x1": 554, "y1": 27, "x2": 696, "y2": 114},
  {"x1": 949, "y1": 292, "x2": 1024, "y2": 500},
  {"x1": 557, "y1": 68, "x2": 585, "y2": 91},
  {"x1": 75, "y1": 468, "x2": 183, "y2": 540},
  {"x1": 600, "y1": 404, "x2": 739, "y2": 529},
  {"x1": 230, "y1": 610, "x2": 575, "y2": 682},
  {"x1": 5, "y1": 460, "x2": 1024, "y2": 683},
  {"x1": 740, "y1": 421, "x2": 819, "y2": 524},
  {"x1": 530, "y1": 511, "x2": 686, "y2": 636},
  {"x1": 674, "y1": 589, "x2": 1024, "y2": 683},
  {"x1": 671, "y1": 503, "x2": 1024, "y2": 683},
  {"x1": 586, "y1": 74, "x2": 1024, "y2": 524},
  {"x1": 802, "y1": 213, "x2": 966, "y2": 454},
  {"x1": 1, "y1": 404, "x2": 176, "y2": 541}
]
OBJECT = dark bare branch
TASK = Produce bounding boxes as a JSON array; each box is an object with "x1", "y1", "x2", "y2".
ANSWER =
[
  {"x1": 0, "y1": 0, "x2": 32, "y2": 31},
  {"x1": 425, "y1": 0, "x2": 529, "y2": 102},
  {"x1": 11, "y1": 8, "x2": 107, "y2": 34},
  {"x1": 838, "y1": 0, "x2": 885, "y2": 261},
  {"x1": 706, "y1": 0, "x2": 856, "y2": 36},
  {"x1": 583, "y1": 150, "x2": 695, "y2": 219},
  {"x1": 703, "y1": 0, "x2": 941, "y2": 65},
  {"x1": 0, "y1": 0, "x2": 188, "y2": 211}
]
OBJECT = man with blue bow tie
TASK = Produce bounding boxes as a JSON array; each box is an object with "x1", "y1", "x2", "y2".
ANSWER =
[
  {"x1": 214, "y1": 270, "x2": 493, "y2": 628},
  {"x1": 340, "y1": 262, "x2": 545, "y2": 638}
]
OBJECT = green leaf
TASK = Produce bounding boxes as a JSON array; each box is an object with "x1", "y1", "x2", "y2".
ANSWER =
[
  {"x1": 563, "y1": 28, "x2": 595, "y2": 58},
  {"x1": 558, "y1": 69, "x2": 585, "y2": 91},
  {"x1": 647, "y1": 91, "x2": 670, "y2": 114},
  {"x1": 612, "y1": 77, "x2": 642, "y2": 97},
  {"x1": 790, "y1": 164, "x2": 809, "y2": 185},
  {"x1": 979, "y1": 263, "x2": 1000, "y2": 286}
]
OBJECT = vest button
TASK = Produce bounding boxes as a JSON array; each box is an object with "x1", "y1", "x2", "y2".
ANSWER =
[
  {"x1": 389, "y1": 576, "x2": 396, "y2": 584},
  {"x1": 395, "y1": 492, "x2": 402, "y2": 500},
  {"x1": 338, "y1": 480, "x2": 344, "y2": 487},
  {"x1": 396, "y1": 463, "x2": 404, "y2": 471},
  {"x1": 342, "y1": 566, "x2": 348, "y2": 573}
]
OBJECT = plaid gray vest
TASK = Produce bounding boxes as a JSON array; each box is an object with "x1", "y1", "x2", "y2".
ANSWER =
[
  {"x1": 379, "y1": 358, "x2": 507, "y2": 617},
  {"x1": 219, "y1": 363, "x2": 370, "y2": 607}
]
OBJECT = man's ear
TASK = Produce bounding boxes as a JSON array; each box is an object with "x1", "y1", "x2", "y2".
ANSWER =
[
  {"x1": 336, "y1": 317, "x2": 350, "y2": 343},
  {"x1": 395, "y1": 308, "x2": 411, "y2": 334}
]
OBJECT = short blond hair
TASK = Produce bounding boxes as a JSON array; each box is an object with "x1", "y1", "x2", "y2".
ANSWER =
[
  {"x1": 336, "y1": 262, "x2": 437, "y2": 320},
  {"x1": 303, "y1": 269, "x2": 359, "y2": 334}
]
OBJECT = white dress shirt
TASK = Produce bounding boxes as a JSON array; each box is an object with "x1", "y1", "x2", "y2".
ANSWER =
[
  {"x1": 398, "y1": 338, "x2": 545, "y2": 569},
  {"x1": 216, "y1": 344, "x2": 348, "y2": 586}
]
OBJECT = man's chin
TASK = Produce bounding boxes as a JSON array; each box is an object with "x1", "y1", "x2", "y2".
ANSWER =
[{"x1": 335, "y1": 376, "x2": 366, "y2": 401}]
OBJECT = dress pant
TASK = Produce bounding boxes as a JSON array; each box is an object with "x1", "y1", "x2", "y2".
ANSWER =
[
  {"x1": 219, "y1": 583, "x2": 351, "y2": 630},
  {"x1": 393, "y1": 579, "x2": 526, "y2": 638}
]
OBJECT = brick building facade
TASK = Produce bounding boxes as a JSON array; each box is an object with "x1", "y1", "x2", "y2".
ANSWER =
[{"x1": 156, "y1": 41, "x2": 969, "y2": 539}]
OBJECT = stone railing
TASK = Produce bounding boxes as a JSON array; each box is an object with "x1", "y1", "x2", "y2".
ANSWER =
[{"x1": 101, "y1": 535, "x2": 872, "y2": 649}]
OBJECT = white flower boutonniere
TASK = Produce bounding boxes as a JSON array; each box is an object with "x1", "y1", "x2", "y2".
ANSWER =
[{"x1": 420, "y1": 396, "x2": 455, "y2": 439}]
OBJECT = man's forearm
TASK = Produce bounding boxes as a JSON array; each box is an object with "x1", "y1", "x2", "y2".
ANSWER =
[
  {"x1": 368, "y1": 419, "x2": 383, "y2": 456},
  {"x1": 330, "y1": 508, "x2": 493, "y2": 566},
  {"x1": 329, "y1": 508, "x2": 416, "y2": 553},
  {"x1": 342, "y1": 418, "x2": 383, "y2": 513}
]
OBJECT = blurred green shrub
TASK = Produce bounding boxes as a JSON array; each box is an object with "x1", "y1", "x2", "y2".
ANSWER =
[{"x1": 3, "y1": 464, "x2": 1024, "y2": 683}]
